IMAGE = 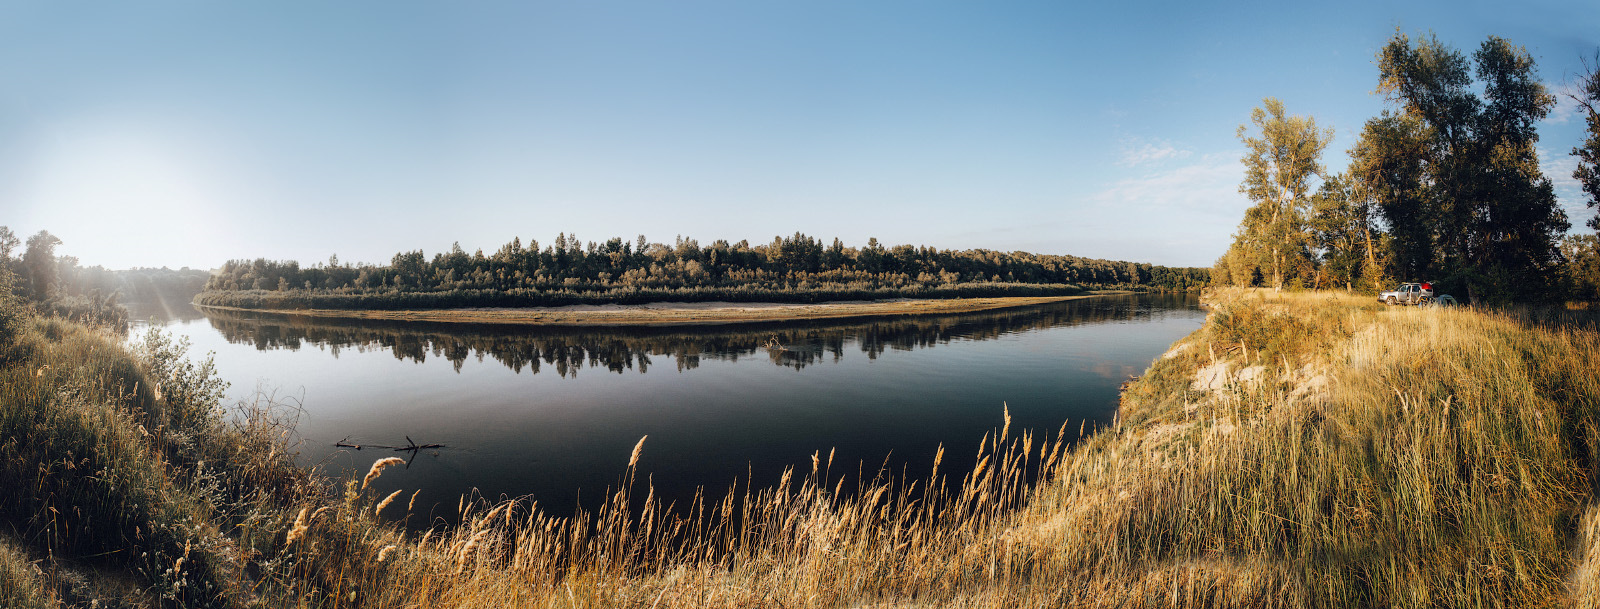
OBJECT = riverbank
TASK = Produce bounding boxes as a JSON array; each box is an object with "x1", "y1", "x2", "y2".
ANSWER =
[
  {"x1": 194, "y1": 293, "x2": 1114, "y2": 326},
  {"x1": 8, "y1": 288, "x2": 1600, "y2": 606},
  {"x1": 191, "y1": 281, "x2": 1098, "y2": 314}
]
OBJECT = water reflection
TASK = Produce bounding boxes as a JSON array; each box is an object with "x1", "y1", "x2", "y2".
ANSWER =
[
  {"x1": 174, "y1": 293, "x2": 1203, "y2": 525},
  {"x1": 202, "y1": 294, "x2": 1194, "y2": 376},
  {"x1": 125, "y1": 292, "x2": 208, "y2": 326}
]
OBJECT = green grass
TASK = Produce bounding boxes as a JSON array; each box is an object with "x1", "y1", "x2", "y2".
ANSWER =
[{"x1": 5, "y1": 287, "x2": 1600, "y2": 607}]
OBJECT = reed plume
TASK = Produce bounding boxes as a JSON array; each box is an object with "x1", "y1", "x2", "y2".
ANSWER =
[
  {"x1": 375, "y1": 489, "x2": 404, "y2": 517},
  {"x1": 629, "y1": 435, "x2": 648, "y2": 468},
  {"x1": 363, "y1": 456, "x2": 406, "y2": 489},
  {"x1": 285, "y1": 507, "x2": 310, "y2": 547}
]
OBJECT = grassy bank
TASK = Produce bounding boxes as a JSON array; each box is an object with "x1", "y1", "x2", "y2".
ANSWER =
[
  {"x1": 7, "y1": 288, "x2": 1600, "y2": 606},
  {"x1": 192, "y1": 294, "x2": 1105, "y2": 327}
]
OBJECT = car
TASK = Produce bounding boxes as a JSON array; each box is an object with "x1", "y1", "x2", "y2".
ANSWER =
[{"x1": 1379, "y1": 282, "x2": 1433, "y2": 305}]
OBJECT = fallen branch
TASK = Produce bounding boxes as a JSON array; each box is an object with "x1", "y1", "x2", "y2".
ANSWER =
[{"x1": 335, "y1": 435, "x2": 444, "y2": 451}]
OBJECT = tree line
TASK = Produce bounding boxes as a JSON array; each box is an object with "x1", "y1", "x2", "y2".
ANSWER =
[
  {"x1": 204, "y1": 295, "x2": 1171, "y2": 375},
  {"x1": 1216, "y1": 31, "x2": 1600, "y2": 304},
  {"x1": 198, "y1": 233, "x2": 1209, "y2": 309}
]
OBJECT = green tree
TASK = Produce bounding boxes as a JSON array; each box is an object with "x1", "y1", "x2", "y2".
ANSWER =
[
  {"x1": 0, "y1": 226, "x2": 18, "y2": 284},
  {"x1": 0, "y1": 226, "x2": 18, "y2": 260},
  {"x1": 1473, "y1": 37, "x2": 1567, "y2": 300},
  {"x1": 21, "y1": 230, "x2": 62, "y2": 301},
  {"x1": 391, "y1": 250, "x2": 428, "y2": 289},
  {"x1": 1363, "y1": 31, "x2": 1568, "y2": 303},
  {"x1": 1350, "y1": 113, "x2": 1430, "y2": 281},
  {"x1": 1572, "y1": 54, "x2": 1600, "y2": 233},
  {"x1": 1563, "y1": 234, "x2": 1600, "y2": 301},
  {"x1": 1234, "y1": 97, "x2": 1334, "y2": 290},
  {"x1": 1308, "y1": 173, "x2": 1376, "y2": 290}
]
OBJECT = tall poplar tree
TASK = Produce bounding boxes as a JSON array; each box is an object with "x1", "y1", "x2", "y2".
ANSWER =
[{"x1": 1234, "y1": 97, "x2": 1334, "y2": 290}]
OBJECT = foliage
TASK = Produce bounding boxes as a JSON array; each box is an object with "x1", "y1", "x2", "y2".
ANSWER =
[
  {"x1": 198, "y1": 233, "x2": 1209, "y2": 310},
  {"x1": 19, "y1": 230, "x2": 61, "y2": 301},
  {"x1": 196, "y1": 281, "x2": 1094, "y2": 311},
  {"x1": 1573, "y1": 53, "x2": 1600, "y2": 233},
  {"x1": 0, "y1": 266, "x2": 25, "y2": 357},
  {"x1": 1350, "y1": 110, "x2": 1430, "y2": 283},
  {"x1": 1307, "y1": 173, "x2": 1386, "y2": 290},
  {"x1": 1565, "y1": 234, "x2": 1600, "y2": 302},
  {"x1": 1225, "y1": 31, "x2": 1584, "y2": 303},
  {"x1": 34, "y1": 293, "x2": 129, "y2": 334},
  {"x1": 1232, "y1": 98, "x2": 1335, "y2": 291},
  {"x1": 1355, "y1": 32, "x2": 1569, "y2": 304}
]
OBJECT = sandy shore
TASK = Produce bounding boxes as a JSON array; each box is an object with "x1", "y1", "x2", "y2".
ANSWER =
[{"x1": 195, "y1": 294, "x2": 1119, "y2": 327}]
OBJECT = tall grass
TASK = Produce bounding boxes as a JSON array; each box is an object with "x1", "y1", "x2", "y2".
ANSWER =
[
  {"x1": 1021, "y1": 289, "x2": 1600, "y2": 606},
  {"x1": 6, "y1": 287, "x2": 1600, "y2": 606}
]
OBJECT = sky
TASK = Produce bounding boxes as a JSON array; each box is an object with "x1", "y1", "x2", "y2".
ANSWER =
[{"x1": 2, "y1": 1, "x2": 1597, "y2": 270}]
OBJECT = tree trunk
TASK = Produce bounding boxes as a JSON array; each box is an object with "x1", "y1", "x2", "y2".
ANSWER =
[{"x1": 1272, "y1": 248, "x2": 1283, "y2": 290}]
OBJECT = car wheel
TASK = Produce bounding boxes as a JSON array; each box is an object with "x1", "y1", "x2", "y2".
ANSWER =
[{"x1": 1386, "y1": 296, "x2": 1396, "y2": 305}]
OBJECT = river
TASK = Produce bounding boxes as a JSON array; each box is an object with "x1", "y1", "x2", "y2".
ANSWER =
[{"x1": 128, "y1": 293, "x2": 1203, "y2": 526}]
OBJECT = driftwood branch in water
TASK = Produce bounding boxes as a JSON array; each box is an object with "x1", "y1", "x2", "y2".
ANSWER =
[{"x1": 335, "y1": 435, "x2": 444, "y2": 451}]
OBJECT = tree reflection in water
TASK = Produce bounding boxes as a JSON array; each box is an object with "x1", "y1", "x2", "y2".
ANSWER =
[{"x1": 203, "y1": 294, "x2": 1197, "y2": 376}]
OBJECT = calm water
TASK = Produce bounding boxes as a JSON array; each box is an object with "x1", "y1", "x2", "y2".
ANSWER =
[{"x1": 128, "y1": 294, "x2": 1203, "y2": 525}]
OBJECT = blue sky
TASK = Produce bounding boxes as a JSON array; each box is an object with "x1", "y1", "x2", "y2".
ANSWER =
[{"x1": 2, "y1": 1, "x2": 1597, "y2": 269}]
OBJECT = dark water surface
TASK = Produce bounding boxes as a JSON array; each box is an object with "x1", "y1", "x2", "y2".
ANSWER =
[{"x1": 130, "y1": 294, "x2": 1203, "y2": 525}]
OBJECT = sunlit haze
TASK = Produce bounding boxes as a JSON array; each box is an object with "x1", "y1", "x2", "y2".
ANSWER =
[{"x1": 2, "y1": 1, "x2": 1596, "y2": 270}]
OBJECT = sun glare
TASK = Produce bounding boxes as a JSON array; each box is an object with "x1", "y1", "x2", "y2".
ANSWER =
[{"x1": 16, "y1": 123, "x2": 231, "y2": 269}]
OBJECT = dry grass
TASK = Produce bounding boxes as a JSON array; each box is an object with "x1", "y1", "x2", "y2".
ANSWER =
[
  {"x1": 8, "y1": 287, "x2": 1600, "y2": 607},
  {"x1": 239, "y1": 288, "x2": 1600, "y2": 608}
]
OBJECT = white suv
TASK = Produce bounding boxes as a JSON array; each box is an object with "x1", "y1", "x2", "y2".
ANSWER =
[{"x1": 1379, "y1": 283, "x2": 1433, "y2": 305}]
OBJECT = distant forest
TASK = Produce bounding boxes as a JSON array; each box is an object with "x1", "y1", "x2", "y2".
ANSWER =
[{"x1": 197, "y1": 233, "x2": 1208, "y2": 309}]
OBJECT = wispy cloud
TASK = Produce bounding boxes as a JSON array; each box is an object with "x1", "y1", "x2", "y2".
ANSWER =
[
  {"x1": 1095, "y1": 153, "x2": 1240, "y2": 214},
  {"x1": 1546, "y1": 80, "x2": 1588, "y2": 126},
  {"x1": 1070, "y1": 153, "x2": 1246, "y2": 265},
  {"x1": 1116, "y1": 137, "x2": 1193, "y2": 168}
]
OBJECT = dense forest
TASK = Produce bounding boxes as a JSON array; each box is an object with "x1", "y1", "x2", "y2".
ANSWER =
[
  {"x1": 196, "y1": 233, "x2": 1208, "y2": 310},
  {"x1": 0, "y1": 226, "x2": 211, "y2": 330},
  {"x1": 1215, "y1": 32, "x2": 1600, "y2": 305}
]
